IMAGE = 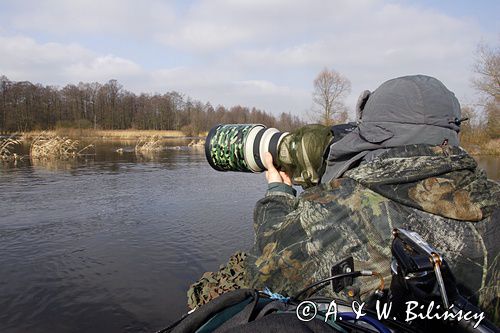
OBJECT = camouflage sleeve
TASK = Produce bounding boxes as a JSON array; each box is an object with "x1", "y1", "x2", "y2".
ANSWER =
[
  {"x1": 267, "y1": 182, "x2": 297, "y2": 196},
  {"x1": 253, "y1": 187, "x2": 298, "y2": 234}
]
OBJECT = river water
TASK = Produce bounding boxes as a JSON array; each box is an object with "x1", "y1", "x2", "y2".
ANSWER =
[{"x1": 0, "y1": 140, "x2": 498, "y2": 333}]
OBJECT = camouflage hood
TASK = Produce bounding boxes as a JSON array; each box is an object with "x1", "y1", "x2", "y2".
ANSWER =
[{"x1": 343, "y1": 144, "x2": 499, "y2": 221}]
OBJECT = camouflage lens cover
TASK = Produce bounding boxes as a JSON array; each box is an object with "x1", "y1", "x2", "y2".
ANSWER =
[{"x1": 205, "y1": 124, "x2": 255, "y2": 172}]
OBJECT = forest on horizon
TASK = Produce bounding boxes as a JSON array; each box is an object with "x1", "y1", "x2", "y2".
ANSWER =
[
  {"x1": 0, "y1": 75, "x2": 305, "y2": 135},
  {"x1": 1, "y1": 40, "x2": 498, "y2": 155}
]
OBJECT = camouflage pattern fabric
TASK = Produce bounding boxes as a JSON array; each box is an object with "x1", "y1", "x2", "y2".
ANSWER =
[
  {"x1": 277, "y1": 124, "x2": 333, "y2": 188},
  {"x1": 188, "y1": 144, "x2": 499, "y2": 322},
  {"x1": 187, "y1": 252, "x2": 247, "y2": 310},
  {"x1": 344, "y1": 144, "x2": 499, "y2": 220}
]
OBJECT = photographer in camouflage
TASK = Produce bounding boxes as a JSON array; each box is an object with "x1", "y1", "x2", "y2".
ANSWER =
[{"x1": 188, "y1": 75, "x2": 499, "y2": 322}]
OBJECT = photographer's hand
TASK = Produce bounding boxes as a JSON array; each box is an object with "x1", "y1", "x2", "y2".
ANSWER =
[{"x1": 264, "y1": 152, "x2": 292, "y2": 186}]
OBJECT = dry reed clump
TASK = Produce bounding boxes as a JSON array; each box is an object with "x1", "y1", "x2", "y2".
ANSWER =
[
  {"x1": 482, "y1": 138, "x2": 500, "y2": 155},
  {"x1": 0, "y1": 137, "x2": 22, "y2": 161},
  {"x1": 135, "y1": 136, "x2": 164, "y2": 152},
  {"x1": 30, "y1": 134, "x2": 93, "y2": 159}
]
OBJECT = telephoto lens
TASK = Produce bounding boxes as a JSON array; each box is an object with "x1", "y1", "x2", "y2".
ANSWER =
[{"x1": 205, "y1": 124, "x2": 289, "y2": 173}]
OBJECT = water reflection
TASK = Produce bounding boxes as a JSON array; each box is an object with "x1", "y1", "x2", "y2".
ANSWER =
[
  {"x1": 30, "y1": 157, "x2": 82, "y2": 171},
  {"x1": 135, "y1": 150, "x2": 162, "y2": 162},
  {"x1": 475, "y1": 155, "x2": 499, "y2": 181}
]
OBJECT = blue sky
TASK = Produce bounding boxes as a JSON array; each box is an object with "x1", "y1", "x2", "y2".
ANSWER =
[{"x1": 0, "y1": 0, "x2": 498, "y2": 119}]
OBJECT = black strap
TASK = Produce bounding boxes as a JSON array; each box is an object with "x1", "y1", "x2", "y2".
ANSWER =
[
  {"x1": 268, "y1": 132, "x2": 282, "y2": 165},
  {"x1": 253, "y1": 128, "x2": 266, "y2": 170}
]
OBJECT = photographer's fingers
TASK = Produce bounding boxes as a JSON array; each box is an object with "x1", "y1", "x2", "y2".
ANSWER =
[
  {"x1": 280, "y1": 171, "x2": 292, "y2": 186},
  {"x1": 264, "y1": 152, "x2": 283, "y2": 184},
  {"x1": 264, "y1": 152, "x2": 276, "y2": 172}
]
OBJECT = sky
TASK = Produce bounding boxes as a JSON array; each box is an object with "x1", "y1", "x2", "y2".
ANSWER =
[{"x1": 0, "y1": 0, "x2": 498, "y2": 120}]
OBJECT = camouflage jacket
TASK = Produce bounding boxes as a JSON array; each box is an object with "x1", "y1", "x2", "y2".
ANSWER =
[{"x1": 188, "y1": 144, "x2": 499, "y2": 319}]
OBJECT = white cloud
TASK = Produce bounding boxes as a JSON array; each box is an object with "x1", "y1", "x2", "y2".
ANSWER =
[
  {"x1": 230, "y1": 3, "x2": 477, "y2": 69},
  {"x1": 146, "y1": 68, "x2": 310, "y2": 114},
  {"x1": 158, "y1": 22, "x2": 254, "y2": 51},
  {"x1": 6, "y1": 0, "x2": 176, "y2": 37},
  {"x1": 211, "y1": 1, "x2": 486, "y2": 112},
  {"x1": 158, "y1": 0, "x2": 381, "y2": 51},
  {"x1": 0, "y1": 0, "x2": 496, "y2": 118},
  {"x1": 65, "y1": 55, "x2": 143, "y2": 82},
  {"x1": 0, "y1": 35, "x2": 144, "y2": 85},
  {"x1": 231, "y1": 80, "x2": 311, "y2": 114}
]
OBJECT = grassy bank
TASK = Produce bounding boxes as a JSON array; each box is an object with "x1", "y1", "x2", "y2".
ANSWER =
[
  {"x1": 461, "y1": 138, "x2": 500, "y2": 156},
  {"x1": 19, "y1": 129, "x2": 194, "y2": 140}
]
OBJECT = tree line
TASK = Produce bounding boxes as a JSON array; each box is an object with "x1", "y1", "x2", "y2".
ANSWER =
[
  {"x1": 2, "y1": 41, "x2": 497, "y2": 140},
  {"x1": 0, "y1": 76, "x2": 304, "y2": 135},
  {"x1": 468, "y1": 43, "x2": 499, "y2": 140}
]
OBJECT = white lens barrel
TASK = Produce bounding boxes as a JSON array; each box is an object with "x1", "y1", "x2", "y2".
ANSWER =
[
  {"x1": 243, "y1": 125, "x2": 288, "y2": 173},
  {"x1": 258, "y1": 128, "x2": 280, "y2": 171},
  {"x1": 243, "y1": 125, "x2": 266, "y2": 172}
]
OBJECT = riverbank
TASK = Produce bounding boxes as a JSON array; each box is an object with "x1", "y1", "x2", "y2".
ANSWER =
[
  {"x1": 4, "y1": 129, "x2": 499, "y2": 155},
  {"x1": 16, "y1": 129, "x2": 203, "y2": 140},
  {"x1": 461, "y1": 138, "x2": 500, "y2": 156}
]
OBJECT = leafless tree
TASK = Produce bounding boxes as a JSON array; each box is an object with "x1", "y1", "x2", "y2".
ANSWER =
[
  {"x1": 312, "y1": 68, "x2": 351, "y2": 126},
  {"x1": 473, "y1": 43, "x2": 500, "y2": 100},
  {"x1": 472, "y1": 42, "x2": 499, "y2": 138},
  {"x1": 0, "y1": 75, "x2": 11, "y2": 134}
]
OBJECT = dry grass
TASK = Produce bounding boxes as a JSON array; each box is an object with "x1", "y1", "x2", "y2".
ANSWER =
[
  {"x1": 188, "y1": 139, "x2": 206, "y2": 148},
  {"x1": 461, "y1": 130, "x2": 500, "y2": 155},
  {"x1": 198, "y1": 131, "x2": 209, "y2": 137},
  {"x1": 21, "y1": 129, "x2": 187, "y2": 140},
  {"x1": 21, "y1": 130, "x2": 58, "y2": 141},
  {"x1": 95, "y1": 130, "x2": 186, "y2": 139},
  {"x1": 460, "y1": 126, "x2": 500, "y2": 155},
  {"x1": 30, "y1": 133, "x2": 94, "y2": 159},
  {"x1": 135, "y1": 135, "x2": 164, "y2": 152},
  {"x1": 0, "y1": 136, "x2": 22, "y2": 161},
  {"x1": 481, "y1": 138, "x2": 500, "y2": 155}
]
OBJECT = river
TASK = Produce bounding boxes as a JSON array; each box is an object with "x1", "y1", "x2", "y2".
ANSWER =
[{"x1": 0, "y1": 140, "x2": 498, "y2": 332}]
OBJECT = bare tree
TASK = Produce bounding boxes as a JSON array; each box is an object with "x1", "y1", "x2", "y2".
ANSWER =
[
  {"x1": 472, "y1": 43, "x2": 500, "y2": 100},
  {"x1": 0, "y1": 75, "x2": 11, "y2": 134},
  {"x1": 312, "y1": 68, "x2": 351, "y2": 125},
  {"x1": 472, "y1": 42, "x2": 499, "y2": 138}
]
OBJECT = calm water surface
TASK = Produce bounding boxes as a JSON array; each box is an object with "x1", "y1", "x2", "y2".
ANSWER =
[
  {"x1": 0, "y1": 141, "x2": 498, "y2": 333},
  {"x1": 0, "y1": 140, "x2": 263, "y2": 333}
]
